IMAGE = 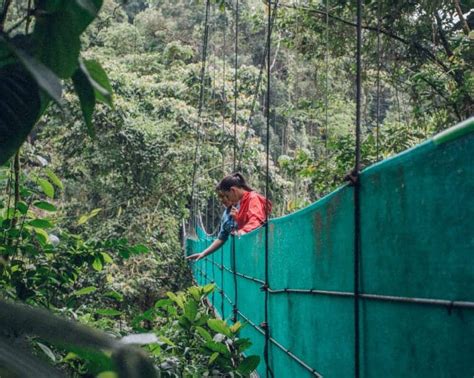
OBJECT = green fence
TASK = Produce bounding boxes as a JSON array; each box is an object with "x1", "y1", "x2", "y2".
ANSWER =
[{"x1": 187, "y1": 118, "x2": 474, "y2": 377}]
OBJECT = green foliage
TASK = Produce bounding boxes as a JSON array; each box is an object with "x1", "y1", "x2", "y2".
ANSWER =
[
  {"x1": 144, "y1": 284, "x2": 259, "y2": 376},
  {"x1": 0, "y1": 299, "x2": 157, "y2": 378},
  {"x1": 0, "y1": 63, "x2": 41, "y2": 164},
  {"x1": 0, "y1": 0, "x2": 112, "y2": 165},
  {"x1": 0, "y1": 0, "x2": 470, "y2": 376}
]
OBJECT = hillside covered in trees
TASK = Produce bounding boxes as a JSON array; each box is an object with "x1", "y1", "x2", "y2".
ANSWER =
[{"x1": 0, "y1": 0, "x2": 472, "y2": 376}]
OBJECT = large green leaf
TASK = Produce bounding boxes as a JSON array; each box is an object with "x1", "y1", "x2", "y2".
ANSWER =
[
  {"x1": 237, "y1": 355, "x2": 260, "y2": 375},
  {"x1": 183, "y1": 299, "x2": 198, "y2": 322},
  {"x1": 45, "y1": 168, "x2": 64, "y2": 190},
  {"x1": 0, "y1": 64, "x2": 41, "y2": 165},
  {"x1": 72, "y1": 67, "x2": 96, "y2": 136},
  {"x1": 3, "y1": 37, "x2": 62, "y2": 103},
  {"x1": 28, "y1": 219, "x2": 54, "y2": 229},
  {"x1": 207, "y1": 319, "x2": 232, "y2": 338},
  {"x1": 33, "y1": 0, "x2": 104, "y2": 78},
  {"x1": 195, "y1": 326, "x2": 212, "y2": 342},
  {"x1": 80, "y1": 59, "x2": 113, "y2": 106},
  {"x1": 38, "y1": 178, "x2": 55, "y2": 198},
  {"x1": 72, "y1": 59, "x2": 113, "y2": 136},
  {"x1": 92, "y1": 256, "x2": 103, "y2": 271},
  {"x1": 74, "y1": 286, "x2": 97, "y2": 296},
  {"x1": 96, "y1": 309, "x2": 122, "y2": 317},
  {"x1": 203, "y1": 340, "x2": 229, "y2": 356},
  {"x1": 33, "y1": 200, "x2": 57, "y2": 212}
]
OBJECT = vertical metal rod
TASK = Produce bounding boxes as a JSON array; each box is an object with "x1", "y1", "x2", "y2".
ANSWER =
[
  {"x1": 232, "y1": 0, "x2": 239, "y2": 324},
  {"x1": 190, "y1": 0, "x2": 211, "y2": 232},
  {"x1": 233, "y1": 0, "x2": 239, "y2": 172},
  {"x1": 376, "y1": 0, "x2": 381, "y2": 161},
  {"x1": 232, "y1": 235, "x2": 238, "y2": 322},
  {"x1": 221, "y1": 245, "x2": 225, "y2": 317},
  {"x1": 220, "y1": 15, "x2": 226, "y2": 317},
  {"x1": 222, "y1": 13, "x2": 227, "y2": 175},
  {"x1": 324, "y1": 0, "x2": 329, "y2": 151},
  {"x1": 264, "y1": 2, "x2": 273, "y2": 377},
  {"x1": 354, "y1": 0, "x2": 362, "y2": 377}
]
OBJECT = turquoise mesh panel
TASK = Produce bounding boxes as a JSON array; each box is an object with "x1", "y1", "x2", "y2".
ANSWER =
[{"x1": 186, "y1": 118, "x2": 474, "y2": 377}]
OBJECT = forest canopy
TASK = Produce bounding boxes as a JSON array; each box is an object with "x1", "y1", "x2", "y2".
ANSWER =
[{"x1": 0, "y1": 0, "x2": 472, "y2": 376}]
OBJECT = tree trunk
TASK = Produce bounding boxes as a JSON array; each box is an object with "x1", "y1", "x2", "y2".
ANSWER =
[{"x1": 453, "y1": 0, "x2": 470, "y2": 35}]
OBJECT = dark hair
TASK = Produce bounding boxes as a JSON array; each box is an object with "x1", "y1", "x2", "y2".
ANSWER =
[{"x1": 216, "y1": 172, "x2": 253, "y2": 192}]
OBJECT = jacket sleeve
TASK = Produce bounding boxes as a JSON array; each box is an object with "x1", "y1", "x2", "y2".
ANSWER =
[{"x1": 240, "y1": 196, "x2": 266, "y2": 234}]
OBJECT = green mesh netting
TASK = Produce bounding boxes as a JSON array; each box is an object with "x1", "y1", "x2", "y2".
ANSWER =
[{"x1": 187, "y1": 118, "x2": 474, "y2": 377}]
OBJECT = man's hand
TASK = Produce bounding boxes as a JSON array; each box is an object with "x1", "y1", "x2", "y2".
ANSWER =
[
  {"x1": 230, "y1": 206, "x2": 238, "y2": 220},
  {"x1": 186, "y1": 252, "x2": 205, "y2": 261}
]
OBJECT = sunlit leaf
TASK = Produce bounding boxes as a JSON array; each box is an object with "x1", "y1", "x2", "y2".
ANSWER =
[
  {"x1": 78, "y1": 208, "x2": 102, "y2": 225},
  {"x1": 158, "y1": 336, "x2": 176, "y2": 347},
  {"x1": 230, "y1": 321, "x2": 242, "y2": 334},
  {"x1": 196, "y1": 326, "x2": 212, "y2": 342},
  {"x1": 96, "y1": 372, "x2": 118, "y2": 378},
  {"x1": 204, "y1": 340, "x2": 229, "y2": 356},
  {"x1": 104, "y1": 290, "x2": 123, "y2": 302},
  {"x1": 74, "y1": 286, "x2": 97, "y2": 296},
  {"x1": 37, "y1": 342, "x2": 56, "y2": 362},
  {"x1": 100, "y1": 252, "x2": 113, "y2": 264},
  {"x1": 183, "y1": 299, "x2": 198, "y2": 322},
  {"x1": 188, "y1": 286, "x2": 201, "y2": 301},
  {"x1": 154, "y1": 299, "x2": 172, "y2": 308},
  {"x1": 96, "y1": 309, "x2": 122, "y2": 317},
  {"x1": 32, "y1": 227, "x2": 49, "y2": 244},
  {"x1": 38, "y1": 178, "x2": 54, "y2": 198},
  {"x1": 45, "y1": 168, "x2": 64, "y2": 190},
  {"x1": 207, "y1": 319, "x2": 231, "y2": 338},
  {"x1": 92, "y1": 256, "x2": 103, "y2": 271},
  {"x1": 209, "y1": 351, "x2": 219, "y2": 365},
  {"x1": 80, "y1": 59, "x2": 113, "y2": 107}
]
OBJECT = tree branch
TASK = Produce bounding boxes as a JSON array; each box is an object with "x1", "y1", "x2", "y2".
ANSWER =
[
  {"x1": 280, "y1": 4, "x2": 453, "y2": 76},
  {"x1": 0, "y1": 0, "x2": 12, "y2": 32},
  {"x1": 434, "y1": 11, "x2": 453, "y2": 58},
  {"x1": 452, "y1": 0, "x2": 470, "y2": 35}
]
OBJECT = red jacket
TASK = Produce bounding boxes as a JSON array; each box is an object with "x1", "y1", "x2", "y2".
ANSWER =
[{"x1": 236, "y1": 191, "x2": 272, "y2": 234}]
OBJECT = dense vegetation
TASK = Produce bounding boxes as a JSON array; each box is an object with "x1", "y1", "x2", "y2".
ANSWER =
[{"x1": 0, "y1": 0, "x2": 472, "y2": 376}]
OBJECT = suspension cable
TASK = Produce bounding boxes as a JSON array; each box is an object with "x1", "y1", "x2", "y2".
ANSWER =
[
  {"x1": 190, "y1": 0, "x2": 211, "y2": 231},
  {"x1": 231, "y1": 0, "x2": 239, "y2": 324},
  {"x1": 264, "y1": 2, "x2": 275, "y2": 377},
  {"x1": 233, "y1": 0, "x2": 239, "y2": 171},
  {"x1": 324, "y1": 0, "x2": 329, "y2": 151},
  {"x1": 354, "y1": 0, "x2": 362, "y2": 377},
  {"x1": 375, "y1": 0, "x2": 381, "y2": 161},
  {"x1": 236, "y1": 0, "x2": 279, "y2": 170},
  {"x1": 220, "y1": 10, "x2": 227, "y2": 319}
]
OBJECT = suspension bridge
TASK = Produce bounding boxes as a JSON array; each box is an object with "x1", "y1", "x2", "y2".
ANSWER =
[{"x1": 186, "y1": 1, "x2": 474, "y2": 376}]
